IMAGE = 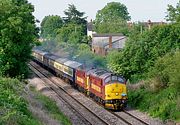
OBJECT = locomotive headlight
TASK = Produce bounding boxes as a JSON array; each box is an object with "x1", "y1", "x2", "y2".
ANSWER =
[
  {"x1": 121, "y1": 93, "x2": 127, "y2": 96},
  {"x1": 116, "y1": 93, "x2": 119, "y2": 96}
]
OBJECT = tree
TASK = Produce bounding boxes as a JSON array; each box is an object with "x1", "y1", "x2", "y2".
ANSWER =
[
  {"x1": 63, "y1": 4, "x2": 87, "y2": 25},
  {"x1": 94, "y1": 2, "x2": 131, "y2": 34},
  {"x1": 41, "y1": 15, "x2": 63, "y2": 39},
  {"x1": 63, "y1": 4, "x2": 87, "y2": 34},
  {"x1": 166, "y1": 0, "x2": 180, "y2": 22},
  {"x1": 56, "y1": 23, "x2": 84, "y2": 44},
  {"x1": 95, "y1": 18, "x2": 129, "y2": 34},
  {"x1": 0, "y1": 0, "x2": 38, "y2": 77}
]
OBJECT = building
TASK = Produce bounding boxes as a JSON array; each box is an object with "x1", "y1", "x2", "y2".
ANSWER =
[
  {"x1": 128, "y1": 20, "x2": 166, "y2": 30},
  {"x1": 87, "y1": 20, "x2": 96, "y2": 38},
  {"x1": 92, "y1": 34, "x2": 126, "y2": 56}
]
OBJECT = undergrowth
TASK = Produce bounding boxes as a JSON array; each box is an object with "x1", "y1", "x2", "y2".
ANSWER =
[
  {"x1": 128, "y1": 51, "x2": 180, "y2": 122},
  {"x1": 0, "y1": 77, "x2": 40, "y2": 125}
]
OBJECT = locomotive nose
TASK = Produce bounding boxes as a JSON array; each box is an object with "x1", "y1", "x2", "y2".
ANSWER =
[{"x1": 105, "y1": 83, "x2": 127, "y2": 100}]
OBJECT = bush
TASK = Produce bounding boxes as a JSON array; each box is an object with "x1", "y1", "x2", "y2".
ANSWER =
[
  {"x1": 128, "y1": 51, "x2": 180, "y2": 121},
  {"x1": 0, "y1": 77, "x2": 40, "y2": 125}
]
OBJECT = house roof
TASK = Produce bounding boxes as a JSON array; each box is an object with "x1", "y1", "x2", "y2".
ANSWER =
[
  {"x1": 92, "y1": 33, "x2": 123, "y2": 37},
  {"x1": 92, "y1": 35, "x2": 126, "y2": 49}
]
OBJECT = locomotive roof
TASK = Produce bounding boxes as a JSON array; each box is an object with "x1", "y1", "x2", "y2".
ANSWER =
[
  {"x1": 87, "y1": 69, "x2": 112, "y2": 79},
  {"x1": 64, "y1": 60, "x2": 82, "y2": 69}
]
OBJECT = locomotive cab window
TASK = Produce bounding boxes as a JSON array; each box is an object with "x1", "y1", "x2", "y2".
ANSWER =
[
  {"x1": 104, "y1": 77, "x2": 111, "y2": 84},
  {"x1": 104, "y1": 75, "x2": 125, "y2": 84},
  {"x1": 118, "y1": 76, "x2": 125, "y2": 83},
  {"x1": 112, "y1": 75, "x2": 117, "y2": 81}
]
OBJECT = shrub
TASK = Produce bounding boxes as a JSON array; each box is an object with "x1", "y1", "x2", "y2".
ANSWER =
[{"x1": 0, "y1": 77, "x2": 40, "y2": 125}]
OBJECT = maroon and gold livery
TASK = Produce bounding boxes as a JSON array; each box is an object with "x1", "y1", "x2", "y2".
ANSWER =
[{"x1": 76, "y1": 69, "x2": 127, "y2": 110}]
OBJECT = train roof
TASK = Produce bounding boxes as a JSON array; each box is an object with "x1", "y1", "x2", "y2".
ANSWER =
[
  {"x1": 55, "y1": 58, "x2": 69, "y2": 64},
  {"x1": 87, "y1": 69, "x2": 112, "y2": 79},
  {"x1": 64, "y1": 60, "x2": 82, "y2": 69},
  {"x1": 33, "y1": 49, "x2": 49, "y2": 56},
  {"x1": 44, "y1": 53, "x2": 60, "y2": 60}
]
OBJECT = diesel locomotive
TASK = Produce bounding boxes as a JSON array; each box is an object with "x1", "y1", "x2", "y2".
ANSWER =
[{"x1": 32, "y1": 49, "x2": 127, "y2": 110}]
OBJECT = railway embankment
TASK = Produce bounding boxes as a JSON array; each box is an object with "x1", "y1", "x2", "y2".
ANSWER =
[
  {"x1": 0, "y1": 75, "x2": 72, "y2": 125},
  {"x1": 127, "y1": 52, "x2": 180, "y2": 124}
]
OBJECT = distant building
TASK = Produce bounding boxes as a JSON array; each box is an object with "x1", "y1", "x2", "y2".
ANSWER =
[
  {"x1": 87, "y1": 20, "x2": 96, "y2": 38},
  {"x1": 92, "y1": 34, "x2": 126, "y2": 56},
  {"x1": 128, "y1": 20, "x2": 166, "y2": 30}
]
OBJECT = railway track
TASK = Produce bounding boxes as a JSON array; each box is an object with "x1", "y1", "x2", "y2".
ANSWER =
[
  {"x1": 110, "y1": 111, "x2": 149, "y2": 125},
  {"x1": 29, "y1": 61, "x2": 150, "y2": 125},
  {"x1": 29, "y1": 63, "x2": 108, "y2": 125},
  {"x1": 123, "y1": 110, "x2": 149, "y2": 125}
]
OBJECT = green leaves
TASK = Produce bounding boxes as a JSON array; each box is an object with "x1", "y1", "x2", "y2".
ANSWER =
[
  {"x1": 0, "y1": 0, "x2": 37, "y2": 77},
  {"x1": 94, "y1": 2, "x2": 130, "y2": 34},
  {"x1": 166, "y1": 1, "x2": 180, "y2": 22},
  {"x1": 41, "y1": 15, "x2": 63, "y2": 39},
  {"x1": 41, "y1": 4, "x2": 87, "y2": 45}
]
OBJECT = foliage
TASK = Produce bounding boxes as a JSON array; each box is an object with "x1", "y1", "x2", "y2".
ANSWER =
[
  {"x1": 166, "y1": 0, "x2": 180, "y2": 22},
  {"x1": 63, "y1": 4, "x2": 87, "y2": 25},
  {"x1": 56, "y1": 23, "x2": 85, "y2": 44},
  {"x1": 148, "y1": 51, "x2": 180, "y2": 91},
  {"x1": 107, "y1": 23, "x2": 180, "y2": 81},
  {"x1": 53, "y1": 4, "x2": 88, "y2": 44},
  {"x1": 128, "y1": 87, "x2": 179, "y2": 121},
  {"x1": 128, "y1": 51, "x2": 180, "y2": 121},
  {"x1": 40, "y1": 15, "x2": 63, "y2": 39},
  {"x1": 63, "y1": 4, "x2": 87, "y2": 34},
  {"x1": 95, "y1": 18, "x2": 129, "y2": 35},
  {"x1": 94, "y1": 2, "x2": 130, "y2": 34},
  {"x1": 34, "y1": 91, "x2": 72, "y2": 125},
  {"x1": 0, "y1": 0, "x2": 38, "y2": 78},
  {"x1": 0, "y1": 77, "x2": 40, "y2": 125}
]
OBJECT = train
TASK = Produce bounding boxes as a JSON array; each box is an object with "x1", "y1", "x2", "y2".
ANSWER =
[{"x1": 32, "y1": 49, "x2": 127, "y2": 110}]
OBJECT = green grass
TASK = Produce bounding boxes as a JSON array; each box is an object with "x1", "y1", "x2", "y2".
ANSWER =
[{"x1": 33, "y1": 88, "x2": 72, "y2": 125}]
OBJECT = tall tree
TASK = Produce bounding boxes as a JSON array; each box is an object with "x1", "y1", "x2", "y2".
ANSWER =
[
  {"x1": 166, "y1": 0, "x2": 180, "y2": 22},
  {"x1": 63, "y1": 4, "x2": 87, "y2": 34},
  {"x1": 63, "y1": 4, "x2": 87, "y2": 25},
  {"x1": 41, "y1": 15, "x2": 63, "y2": 39},
  {"x1": 0, "y1": 0, "x2": 38, "y2": 77},
  {"x1": 94, "y1": 2, "x2": 131, "y2": 34}
]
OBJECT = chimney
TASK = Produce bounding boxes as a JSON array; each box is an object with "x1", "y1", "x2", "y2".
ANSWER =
[
  {"x1": 147, "y1": 20, "x2": 152, "y2": 30},
  {"x1": 109, "y1": 36, "x2": 112, "y2": 48}
]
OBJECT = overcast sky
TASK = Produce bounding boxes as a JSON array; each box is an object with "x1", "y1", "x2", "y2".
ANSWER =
[{"x1": 28, "y1": 0, "x2": 178, "y2": 23}]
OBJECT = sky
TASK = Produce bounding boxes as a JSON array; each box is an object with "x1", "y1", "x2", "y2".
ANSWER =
[{"x1": 28, "y1": 0, "x2": 178, "y2": 23}]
